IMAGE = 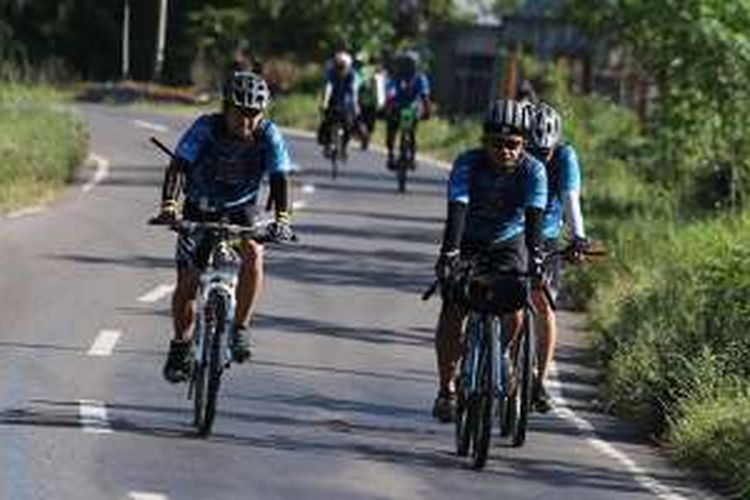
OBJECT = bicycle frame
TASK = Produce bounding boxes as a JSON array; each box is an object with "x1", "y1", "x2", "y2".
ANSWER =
[
  {"x1": 454, "y1": 262, "x2": 538, "y2": 467},
  {"x1": 461, "y1": 313, "x2": 509, "y2": 401},
  {"x1": 191, "y1": 239, "x2": 239, "y2": 376}
]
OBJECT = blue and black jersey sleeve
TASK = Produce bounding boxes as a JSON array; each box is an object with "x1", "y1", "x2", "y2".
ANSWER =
[
  {"x1": 261, "y1": 121, "x2": 293, "y2": 176},
  {"x1": 175, "y1": 114, "x2": 216, "y2": 164}
]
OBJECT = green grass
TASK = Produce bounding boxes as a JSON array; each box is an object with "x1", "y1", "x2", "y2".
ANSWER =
[
  {"x1": 0, "y1": 82, "x2": 88, "y2": 211},
  {"x1": 670, "y1": 382, "x2": 750, "y2": 498}
]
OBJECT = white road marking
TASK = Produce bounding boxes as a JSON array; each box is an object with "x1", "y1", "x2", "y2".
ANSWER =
[
  {"x1": 6, "y1": 206, "x2": 45, "y2": 219},
  {"x1": 138, "y1": 283, "x2": 175, "y2": 303},
  {"x1": 549, "y1": 363, "x2": 689, "y2": 500},
  {"x1": 82, "y1": 154, "x2": 110, "y2": 193},
  {"x1": 129, "y1": 493, "x2": 168, "y2": 500},
  {"x1": 301, "y1": 183, "x2": 316, "y2": 194},
  {"x1": 87, "y1": 329, "x2": 121, "y2": 357},
  {"x1": 292, "y1": 200, "x2": 307, "y2": 211},
  {"x1": 78, "y1": 400, "x2": 112, "y2": 434},
  {"x1": 133, "y1": 119, "x2": 169, "y2": 133}
]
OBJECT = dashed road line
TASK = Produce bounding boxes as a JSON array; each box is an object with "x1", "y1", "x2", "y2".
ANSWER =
[
  {"x1": 133, "y1": 119, "x2": 169, "y2": 133},
  {"x1": 549, "y1": 363, "x2": 690, "y2": 500},
  {"x1": 87, "y1": 329, "x2": 121, "y2": 357},
  {"x1": 129, "y1": 492, "x2": 169, "y2": 500},
  {"x1": 78, "y1": 400, "x2": 112, "y2": 434},
  {"x1": 82, "y1": 154, "x2": 110, "y2": 193},
  {"x1": 301, "y1": 183, "x2": 316, "y2": 194},
  {"x1": 138, "y1": 283, "x2": 175, "y2": 303}
]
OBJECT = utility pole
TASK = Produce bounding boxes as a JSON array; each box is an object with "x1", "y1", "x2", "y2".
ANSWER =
[
  {"x1": 154, "y1": 0, "x2": 168, "y2": 81},
  {"x1": 121, "y1": 0, "x2": 130, "y2": 80}
]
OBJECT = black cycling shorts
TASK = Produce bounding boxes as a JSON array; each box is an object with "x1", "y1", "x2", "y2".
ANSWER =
[
  {"x1": 461, "y1": 234, "x2": 527, "y2": 274},
  {"x1": 176, "y1": 201, "x2": 258, "y2": 270}
]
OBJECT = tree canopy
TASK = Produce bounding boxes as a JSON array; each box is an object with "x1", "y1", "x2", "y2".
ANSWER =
[
  {"x1": 567, "y1": 0, "x2": 750, "y2": 209},
  {"x1": 0, "y1": 0, "x2": 460, "y2": 82}
]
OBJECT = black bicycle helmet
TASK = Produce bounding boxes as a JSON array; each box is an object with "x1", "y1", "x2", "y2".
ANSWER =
[
  {"x1": 223, "y1": 71, "x2": 271, "y2": 111},
  {"x1": 483, "y1": 99, "x2": 532, "y2": 136}
]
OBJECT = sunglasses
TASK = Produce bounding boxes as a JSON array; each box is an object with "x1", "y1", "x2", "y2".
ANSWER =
[
  {"x1": 489, "y1": 136, "x2": 524, "y2": 151},
  {"x1": 237, "y1": 107, "x2": 262, "y2": 119},
  {"x1": 230, "y1": 100, "x2": 262, "y2": 118}
]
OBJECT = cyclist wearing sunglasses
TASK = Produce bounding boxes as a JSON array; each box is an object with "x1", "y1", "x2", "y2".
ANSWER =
[
  {"x1": 431, "y1": 99, "x2": 548, "y2": 423},
  {"x1": 149, "y1": 71, "x2": 295, "y2": 383},
  {"x1": 528, "y1": 102, "x2": 588, "y2": 412}
]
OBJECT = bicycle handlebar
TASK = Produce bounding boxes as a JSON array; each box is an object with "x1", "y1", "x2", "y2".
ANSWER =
[{"x1": 150, "y1": 218, "x2": 294, "y2": 244}]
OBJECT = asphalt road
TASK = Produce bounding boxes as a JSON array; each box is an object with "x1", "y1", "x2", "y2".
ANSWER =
[{"x1": 0, "y1": 103, "x2": 717, "y2": 499}]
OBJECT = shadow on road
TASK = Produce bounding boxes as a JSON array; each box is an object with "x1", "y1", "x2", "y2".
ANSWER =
[
  {"x1": 46, "y1": 253, "x2": 173, "y2": 269},
  {"x1": 254, "y1": 312, "x2": 433, "y2": 348},
  {"x1": 0, "y1": 398, "x2": 674, "y2": 492}
]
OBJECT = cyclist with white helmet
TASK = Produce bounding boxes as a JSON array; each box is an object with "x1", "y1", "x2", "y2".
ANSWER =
[
  {"x1": 149, "y1": 71, "x2": 295, "y2": 383},
  {"x1": 316, "y1": 50, "x2": 361, "y2": 157},
  {"x1": 431, "y1": 99, "x2": 548, "y2": 422},
  {"x1": 528, "y1": 101, "x2": 588, "y2": 412}
]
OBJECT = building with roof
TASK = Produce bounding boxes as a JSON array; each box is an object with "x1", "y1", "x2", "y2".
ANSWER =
[{"x1": 430, "y1": 0, "x2": 653, "y2": 117}]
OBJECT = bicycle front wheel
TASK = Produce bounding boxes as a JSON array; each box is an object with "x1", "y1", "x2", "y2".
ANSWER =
[
  {"x1": 469, "y1": 339, "x2": 493, "y2": 469},
  {"x1": 195, "y1": 291, "x2": 227, "y2": 437}
]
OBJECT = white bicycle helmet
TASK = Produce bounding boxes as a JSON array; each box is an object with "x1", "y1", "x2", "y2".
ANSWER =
[
  {"x1": 531, "y1": 102, "x2": 562, "y2": 150},
  {"x1": 484, "y1": 99, "x2": 532, "y2": 136},
  {"x1": 223, "y1": 71, "x2": 271, "y2": 111},
  {"x1": 333, "y1": 51, "x2": 353, "y2": 71}
]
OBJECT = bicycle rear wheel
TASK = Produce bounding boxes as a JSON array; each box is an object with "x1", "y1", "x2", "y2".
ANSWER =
[{"x1": 195, "y1": 291, "x2": 227, "y2": 437}]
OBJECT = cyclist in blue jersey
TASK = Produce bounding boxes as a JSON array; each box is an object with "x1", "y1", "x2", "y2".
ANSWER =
[
  {"x1": 528, "y1": 102, "x2": 588, "y2": 412},
  {"x1": 432, "y1": 99, "x2": 547, "y2": 422},
  {"x1": 149, "y1": 72, "x2": 295, "y2": 383},
  {"x1": 316, "y1": 50, "x2": 362, "y2": 158},
  {"x1": 384, "y1": 50, "x2": 431, "y2": 170}
]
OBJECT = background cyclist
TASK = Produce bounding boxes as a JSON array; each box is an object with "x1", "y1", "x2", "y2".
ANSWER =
[
  {"x1": 316, "y1": 49, "x2": 361, "y2": 158},
  {"x1": 384, "y1": 50, "x2": 431, "y2": 170},
  {"x1": 150, "y1": 71, "x2": 295, "y2": 383},
  {"x1": 528, "y1": 102, "x2": 588, "y2": 413},
  {"x1": 432, "y1": 99, "x2": 547, "y2": 423}
]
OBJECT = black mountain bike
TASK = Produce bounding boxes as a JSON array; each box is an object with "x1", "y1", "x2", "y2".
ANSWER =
[
  {"x1": 423, "y1": 242, "x2": 606, "y2": 469},
  {"x1": 423, "y1": 254, "x2": 541, "y2": 469}
]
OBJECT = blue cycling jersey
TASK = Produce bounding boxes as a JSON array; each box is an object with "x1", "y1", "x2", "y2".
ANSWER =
[
  {"x1": 174, "y1": 114, "x2": 292, "y2": 210},
  {"x1": 386, "y1": 73, "x2": 430, "y2": 108},
  {"x1": 448, "y1": 149, "x2": 547, "y2": 245},
  {"x1": 324, "y1": 65, "x2": 360, "y2": 110},
  {"x1": 536, "y1": 144, "x2": 582, "y2": 239}
]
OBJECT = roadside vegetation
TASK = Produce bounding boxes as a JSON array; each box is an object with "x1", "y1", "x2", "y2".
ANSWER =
[
  {"x1": 563, "y1": 2, "x2": 750, "y2": 496},
  {"x1": 0, "y1": 80, "x2": 88, "y2": 212}
]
